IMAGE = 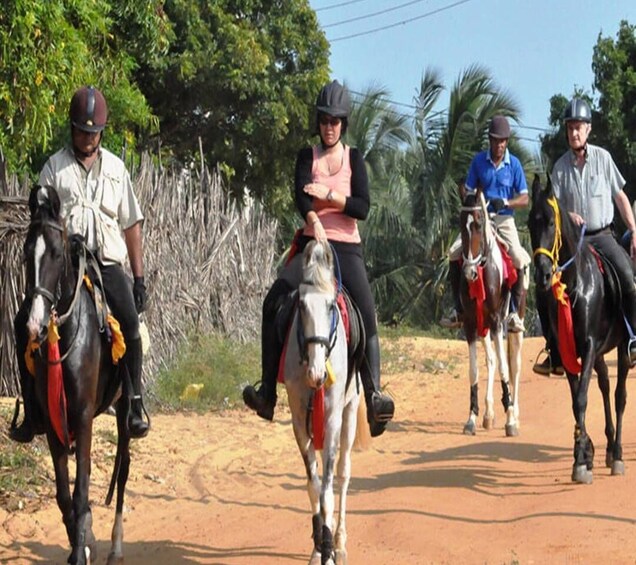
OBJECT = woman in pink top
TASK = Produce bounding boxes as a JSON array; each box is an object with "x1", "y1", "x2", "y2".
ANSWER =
[{"x1": 243, "y1": 81, "x2": 394, "y2": 437}]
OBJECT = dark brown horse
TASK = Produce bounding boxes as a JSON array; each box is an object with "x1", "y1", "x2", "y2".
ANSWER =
[
  {"x1": 528, "y1": 175, "x2": 629, "y2": 484},
  {"x1": 21, "y1": 185, "x2": 132, "y2": 564},
  {"x1": 459, "y1": 191, "x2": 522, "y2": 437}
]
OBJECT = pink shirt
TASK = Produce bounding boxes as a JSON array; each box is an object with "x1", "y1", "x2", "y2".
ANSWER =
[{"x1": 303, "y1": 145, "x2": 361, "y2": 243}]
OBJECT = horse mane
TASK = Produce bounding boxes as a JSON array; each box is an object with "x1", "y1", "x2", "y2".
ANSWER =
[{"x1": 302, "y1": 240, "x2": 335, "y2": 294}]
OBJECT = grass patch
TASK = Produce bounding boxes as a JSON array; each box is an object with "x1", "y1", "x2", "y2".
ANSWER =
[
  {"x1": 153, "y1": 333, "x2": 259, "y2": 412},
  {"x1": 0, "y1": 405, "x2": 51, "y2": 511}
]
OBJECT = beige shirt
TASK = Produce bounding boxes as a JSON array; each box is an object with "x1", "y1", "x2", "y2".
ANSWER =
[{"x1": 38, "y1": 146, "x2": 143, "y2": 265}]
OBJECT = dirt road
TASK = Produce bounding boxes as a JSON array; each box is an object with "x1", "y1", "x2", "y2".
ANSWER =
[{"x1": 3, "y1": 336, "x2": 636, "y2": 564}]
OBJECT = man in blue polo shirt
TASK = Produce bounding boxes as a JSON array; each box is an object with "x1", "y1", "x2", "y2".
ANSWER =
[{"x1": 441, "y1": 115, "x2": 530, "y2": 332}]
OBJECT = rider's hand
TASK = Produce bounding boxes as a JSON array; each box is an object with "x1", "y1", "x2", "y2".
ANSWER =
[
  {"x1": 490, "y1": 198, "x2": 508, "y2": 213},
  {"x1": 133, "y1": 277, "x2": 148, "y2": 314},
  {"x1": 303, "y1": 183, "x2": 331, "y2": 201},
  {"x1": 313, "y1": 220, "x2": 328, "y2": 242}
]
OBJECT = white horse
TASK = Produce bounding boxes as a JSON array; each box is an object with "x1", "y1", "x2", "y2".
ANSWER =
[
  {"x1": 459, "y1": 191, "x2": 523, "y2": 437},
  {"x1": 283, "y1": 240, "x2": 363, "y2": 565}
]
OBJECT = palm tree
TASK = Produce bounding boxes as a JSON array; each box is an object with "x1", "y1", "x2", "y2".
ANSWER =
[{"x1": 346, "y1": 85, "x2": 422, "y2": 323}]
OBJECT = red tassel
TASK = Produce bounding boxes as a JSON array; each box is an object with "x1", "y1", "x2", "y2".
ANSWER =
[
  {"x1": 552, "y1": 279, "x2": 582, "y2": 374},
  {"x1": 312, "y1": 387, "x2": 325, "y2": 450},
  {"x1": 468, "y1": 266, "x2": 488, "y2": 337},
  {"x1": 47, "y1": 340, "x2": 71, "y2": 446}
]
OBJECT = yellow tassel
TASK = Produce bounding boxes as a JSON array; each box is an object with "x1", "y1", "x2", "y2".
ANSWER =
[
  {"x1": 25, "y1": 338, "x2": 40, "y2": 376},
  {"x1": 108, "y1": 314, "x2": 126, "y2": 364},
  {"x1": 325, "y1": 359, "x2": 336, "y2": 389}
]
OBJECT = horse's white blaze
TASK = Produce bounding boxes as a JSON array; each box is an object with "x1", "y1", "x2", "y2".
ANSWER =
[{"x1": 27, "y1": 235, "x2": 47, "y2": 338}]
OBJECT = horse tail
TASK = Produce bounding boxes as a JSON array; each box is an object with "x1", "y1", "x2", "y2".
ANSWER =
[{"x1": 353, "y1": 389, "x2": 371, "y2": 451}]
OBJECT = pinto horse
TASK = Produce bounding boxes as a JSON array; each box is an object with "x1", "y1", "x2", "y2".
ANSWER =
[
  {"x1": 459, "y1": 191, "x2": 522, "y2": 437},
  {"x1": 282, "y1": 240, "x2": 363, "y2": 565},
  {"x1": 21, "y1": 185, "x2": 132, "y2": 564},
  {"x1": 528, "y1": 176, "x2": 629, "y2": 484}
]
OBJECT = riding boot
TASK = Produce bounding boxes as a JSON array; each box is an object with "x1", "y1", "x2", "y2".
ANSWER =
[
  {"x1": 243, "y1": 279, "x2": 292, "y2": 421},
  {"x1": 124, "y1": 338, "x2": 150, "y2": 438},
  {"x1": 10, "y1": 372, "x2": 38, "y2": 443},
  {"x1": 361, "y1": 333, "x2": 395, "y2": 437},
  {"x1": 507, "y1": 268, "x2": 527, "y2": 332},
  {"x1": 10, "y1": 303, "x2": 45, "y2": 443}
]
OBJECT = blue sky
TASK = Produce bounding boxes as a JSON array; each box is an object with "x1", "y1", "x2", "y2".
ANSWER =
[{"x1": 309, "y1": 0, "x2": 636, "y2": 151}]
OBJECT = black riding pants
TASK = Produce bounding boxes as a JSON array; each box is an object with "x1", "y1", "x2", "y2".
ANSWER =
[
  {"x1": 98, "y1": 264, "x2": 140, "y2": 341},
  {"x1": 587, "y1": 231, "x2": 636, "y2": 329}
]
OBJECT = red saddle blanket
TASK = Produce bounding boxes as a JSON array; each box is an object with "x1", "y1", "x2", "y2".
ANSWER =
[{"x1": 465, "y1": 242, "x2": 517, "y2": 337}]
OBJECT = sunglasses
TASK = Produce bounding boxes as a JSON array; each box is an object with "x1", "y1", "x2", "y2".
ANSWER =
[{"x1": 319, "y1": 116, "x2": 342, "y2": 127}]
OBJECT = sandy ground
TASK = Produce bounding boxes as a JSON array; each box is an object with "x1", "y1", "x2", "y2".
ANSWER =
[{"x1": 3, "y1": 335, "x2": 636, "y2": 564}]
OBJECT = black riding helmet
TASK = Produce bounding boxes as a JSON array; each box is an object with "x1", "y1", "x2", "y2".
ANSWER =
[
  {"x1": 563, "y1": 98, "x2": 592, "y2": 123},
  {"x1": 315, "y1": 80, "x2": 350, "y2": 135}
]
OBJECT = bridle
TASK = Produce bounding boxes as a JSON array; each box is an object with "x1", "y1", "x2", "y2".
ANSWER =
[
  {"x1": 461, "y1": 204, "x2": 485, "y2": 268},
  {"x1": 532, "y1": 195, "x2": 586, "y2": 281},
  {"x1": 296, "y1": 286, "x2": 339, "y2": 364},
  {"x1": 28, "y1": 218, "x2": 87, "y2": 361},
  {"x1": 296, "y1": 243, "x2": 342, "y2": 365}
]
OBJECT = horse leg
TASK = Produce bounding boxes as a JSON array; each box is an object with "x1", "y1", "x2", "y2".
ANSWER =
[
  {"x1": 320, "y1": 410, "x2": 343, "y2": 565},
  {"x1": 107, "y1": 400, "x2": 132, "y2": 565},
  {"x1": 594, "y1": 356, "x2": 615, "y2": 468},
  {"x1": 611, "y1": 353, "x2": 629, "y2": 476},
  {"x1": 290, "y1": 415, "x2": 322, "y2": 564},
  {"x1": 480, "y1": 332, "x2": 496, "y2": 430},
  {"x1": 71, "y1": 416, "x2": 97, "y2": 565},
  {"x1": 334, "y1": 393, "x2": 359, "y2": 564},
  {"x1": 567, "y1": 351, "x2": 595, "y2": 484},
  {"x1": 504, "y1": 331, "x2": 523, "y2": 436},
  {"x1": 463, "y1": 339, "x2": 479, "y2": 435},
  {"x1": 48, "y1": 434, "x2": 75, "y2": 547}
]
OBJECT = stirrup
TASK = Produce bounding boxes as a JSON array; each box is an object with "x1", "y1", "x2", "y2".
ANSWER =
[
  {"x1": 369, "y1": 391, "x2": 395, "y2": 423},
  {"x1": 128, "y1": 395, "x2": 150, "y2": 438}
]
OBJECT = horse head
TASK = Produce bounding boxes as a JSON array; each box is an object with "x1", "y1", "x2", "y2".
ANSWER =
[
  {"x1": 528, "y1": 175, "x2": 562, "y2": 292},
  {"x1": 24, "y1": 185, "x2": 68, "y2": 342},
  {"x1": 460, "y1": 192, "x2": 487, "y2": 282},
  {"x1": 298, "y1": 240, "x2": 338, "y2": 388}
]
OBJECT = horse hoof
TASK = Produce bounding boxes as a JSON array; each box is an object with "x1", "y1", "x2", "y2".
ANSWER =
[
  {"x1": 107, "y1": 552, "x2": 124, "y2": 565},
  {"x1": 606, "y1": 451, "x2": 613, "y2": 468},
  {"x1": 611, "y1": 460, "x2": 625, "y2": 476},
  {"x1": 505, "y1": 424, "x2": 519, "y2": 437},
  {"x1": 309, "y1": 549, "x2": 322, "y2": 565},
  {"x1": 571, "y1": 464, "x2": 593, "y2": 484},
  {"x1": 335, "y1": 549, "x2": 348, "y2": 565},
  {"x1": 463, "y1": 421, "x2": 476, "y2": 435},
  {"x1": 482, "y1": 416, "x2": 494, "y2": 430}
]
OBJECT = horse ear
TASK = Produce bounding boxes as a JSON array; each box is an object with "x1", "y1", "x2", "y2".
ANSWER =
[
  {"x1": 46, "y1": 186, "x2": 61, "y2": 218},
  {"x1": 28, "y1": 185, "x2": 42, "y2": 217},
  {"x1": 29, "y1": 185, "x2": 61, "y2": 219},
  {"x1": 545, "y1": 175, "x2": 554, "y2": 197}
]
